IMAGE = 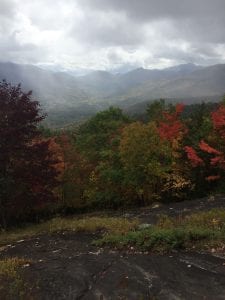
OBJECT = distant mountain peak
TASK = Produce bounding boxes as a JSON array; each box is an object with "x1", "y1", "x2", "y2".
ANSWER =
[
  {"x1": 164, "y1": 63, "x2": 201, "y2": 73},
  {"x1": 0, "y1": 61, "x2": 224, "y2": 127}
]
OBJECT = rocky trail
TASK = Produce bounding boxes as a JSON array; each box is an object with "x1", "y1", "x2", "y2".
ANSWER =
[{"x1": 1, "y1": 196, "x2": 225, "y2": 300}]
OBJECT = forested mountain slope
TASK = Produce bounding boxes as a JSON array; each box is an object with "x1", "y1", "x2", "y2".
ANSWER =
[{"x1": 0, "y1": 62, "x2": 224, "y2": 126}]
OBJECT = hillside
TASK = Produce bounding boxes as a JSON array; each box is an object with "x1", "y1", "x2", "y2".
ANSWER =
[
  {"x1": 116, "y1": 64, "x2": 225, "y2": 102},
  {"x1": 0, "y1": 62, "x2": 224, "y2": 126},
  {"x1": 0, "y1": 62, "x2": 89, "y2": 110},
  {"x1": 76, "y1": 63, "x2": 203, "y2": 98}
]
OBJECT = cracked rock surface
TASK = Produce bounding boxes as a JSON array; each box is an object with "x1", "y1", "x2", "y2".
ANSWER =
[{"x1": 1, "y1": 196, "x2": 225, "y2": 299}]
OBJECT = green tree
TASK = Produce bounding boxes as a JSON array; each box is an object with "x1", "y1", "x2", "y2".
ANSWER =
[
  {"x1": 76, "y1": 107, "x2": 130, "y2": 161},
  {"x1": 146, "y1": 99, "x2": 175, "y2": 122},
  {"x1": 76, "y1": 107, "x2": 130, "y2": 208},
  {"x1": 119, "y1": 121, "x2": 172, "y2": 204}
]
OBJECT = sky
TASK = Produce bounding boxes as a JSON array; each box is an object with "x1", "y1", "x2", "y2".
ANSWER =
[{"x1": 0, "y1": 0, "x2": 225, "y2": 71}]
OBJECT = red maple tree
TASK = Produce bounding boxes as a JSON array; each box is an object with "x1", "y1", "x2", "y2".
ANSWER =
[
  {"x1": 199, "y1": 140, "x2": 222, "y2": 155},
  {"x1": 184, "y1": 146, "x2": 204, "y2": 167},
  {"x1": 211, "y1": 105, "x2": 225, "y2": 138},
  {"x1": 158, "y1": 103, "x2": 187, "y2": 141},
  {"x1": 0, "y1": 81, "x2": 59, "y2": 227}
]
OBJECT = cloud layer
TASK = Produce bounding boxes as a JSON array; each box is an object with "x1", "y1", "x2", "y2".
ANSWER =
[{"x1": 0, "y1": 0, "x2": 225, "y2": 70}]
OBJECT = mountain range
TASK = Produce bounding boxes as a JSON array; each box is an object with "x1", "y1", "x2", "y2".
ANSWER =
[{"x1": 0, "y1": 62, "x2": 224, "y2": 126}]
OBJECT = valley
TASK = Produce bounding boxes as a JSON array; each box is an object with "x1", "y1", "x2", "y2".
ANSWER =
[{"x1": 0, "y1": 62, "x2": 224, "y2": 127}]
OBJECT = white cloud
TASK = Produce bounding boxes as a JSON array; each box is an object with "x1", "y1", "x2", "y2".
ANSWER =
[{"x1": 0, "y1": 0, "x2": 224, "y2": 70}]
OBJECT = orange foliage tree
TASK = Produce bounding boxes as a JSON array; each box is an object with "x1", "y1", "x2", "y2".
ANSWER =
[
  {"x1": 157, "y1": 103, "x2": 192, "y2": 198},
  {"x1": 55, "y1": 133, "x2": 93, "y2": 210}
]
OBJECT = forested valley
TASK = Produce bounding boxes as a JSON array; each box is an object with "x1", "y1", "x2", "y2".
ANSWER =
[{"x1": 1, "y1": 80, "x2": 225, "y2": 228}]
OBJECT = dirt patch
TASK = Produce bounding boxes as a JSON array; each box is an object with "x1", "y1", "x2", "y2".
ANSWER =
[{"x1": 124, "y1": 195, "x2": 225, "y2": 224}]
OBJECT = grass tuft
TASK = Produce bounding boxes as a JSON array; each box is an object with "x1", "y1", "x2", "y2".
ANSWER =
[
  {"x1": 95, "y1": 209, "x2": 225, "y2": 252},
  {"x1": 0, "y1": 257, "x2": 31, "y2": 299},
  {"x1": 0, "y1": 216, "x2": 138, "y2": 246}
]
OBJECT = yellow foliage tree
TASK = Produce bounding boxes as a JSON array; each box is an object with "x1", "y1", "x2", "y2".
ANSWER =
[{"x1": 119, "y1": 122, "x2": 172, "y2": 204}]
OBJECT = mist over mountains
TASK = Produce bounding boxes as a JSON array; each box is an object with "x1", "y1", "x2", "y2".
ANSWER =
[{"x1": 0, "y1": 62, "x2": 224, "y2": 126}]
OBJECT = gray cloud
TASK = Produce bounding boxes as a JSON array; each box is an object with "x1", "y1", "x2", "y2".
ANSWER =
[
  {"x1": 79, "y1": 0, "x2": 225, "y2": 44},
  {"x1": 79, "y1": 0, "x2": 225, "y2": 22},
  {"x1": 0, "y1": 0, "x2": 16, "y2": 17},
  {"x1": 71, "y1": 11, "x2": 145, "y2": 47},
  {"x1": 0, "y1": 0, "x2": 224, "y2": 69}
]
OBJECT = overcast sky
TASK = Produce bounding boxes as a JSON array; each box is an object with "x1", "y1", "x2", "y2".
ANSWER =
[{"x1": 0, "y1": 0, "x2": 225, "y2": 71}]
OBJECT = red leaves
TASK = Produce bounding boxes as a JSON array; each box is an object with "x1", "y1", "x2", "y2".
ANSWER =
[
  {"x1": 184, "y1": 146, "x2": 204, "y2": 167},
  {"x1": 184, "y1": 139, "x2": 225, "y2": 170},
  {"x1": 205, "y1": 175, "x2": 221, "y2": 181},
  {"x1": 158, "y1": 103, "x2": 225, "y2": 183},
  {"x1": 185, "y1": 138, "x2": 225, "y2": 183},
  {"x1": 0, "y1": 81, "x2": 59, "y2": 225},
  {"x1": 175, "y1": 103, "x2": 185, "y2": 114},
  {"x1": 184, "y1": 143, "x2": 223, "y2": 182},
  {"x1": 211, "y1": 105, "x2": 225, "y2": 138},
  {"x1": 198, "y1": 140, "x2": 225, "y2": 168},
  {"x1": 47, "y1": 137, "x2": 65, "y2": 175},
  {"x1": 199, "y1": 140, "x2": 222, "y2": 155},
  {"x1": 210, "y1": 156, "x2": 224, "y2": 166},
  {"x1": 158, "y1": 103, "x2": 187, "y2": 141},
  {"x1": 158, "y1": 120, "x2": 184, "y2": 141}
]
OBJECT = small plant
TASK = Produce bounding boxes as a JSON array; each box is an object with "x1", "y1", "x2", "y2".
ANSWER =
[
  {"x1": 0, "y1": 216, "x2": 139, "y2": 246},
  {"x1": 0, "y1": 257, "x2": 31, "y2": 299},
  {"x1": 157, "y1": 214, "x2": 175, "y2": 229},
  {"x1": 95, "y1": 227, "x2": 218, "y2": 252},
  {"x1": 95, "y1": 209, "x2": 225, "y2": 252},
  {"x1": 47, "y1": 216, "x2": 139, "y2": 235},
  {"x1": 184, "y1": 209, "x2": 225, "y2": 229}
]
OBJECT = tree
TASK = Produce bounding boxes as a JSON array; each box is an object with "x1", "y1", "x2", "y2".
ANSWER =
[
  {"x1": 55, "y1": 133, "x2": 93, "y2": 210},
  {"x1": 146, "y1": 99, "x2": 175, "y2": 123},
  {"x1": 0, "y1": 81, "x2": 59, "y2": 228},
  {"x1": 183, "y1": 102, "x2": 213, "y2": 147},
  {"x1": 156, "y1": 103, "x2": 192, "y2": 199},
  {"x1": 211, "y1": 104, "x2": 225, "y2": 138},
  {"x1": 75, "y1": 107, "x2": 130, "y2": 208},
  {"x1": 183, "y1": 102, "x2": 225, "y2": 194},
  {"x1": 158, "y1": 103, "x2": 186, "y2": 142},
  {"x1": 119, "y1": 121, "x2": 172, "y2": 204},
  {"x1": 76, "y1": 107, "x2": 130, "y2": 161},
  {"x1": 146, "y1": 99, "x2": 166, "y2": 122}
]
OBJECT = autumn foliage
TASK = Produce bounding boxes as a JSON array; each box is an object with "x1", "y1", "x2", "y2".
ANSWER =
[
  {"x1": 211, "y1": 105, "x2": 225, "y2": 138},
  {"x1": 1, "y1": 80, "x2": 225, "y2": 225},
  {"x1": 0, "y1": 81, "x2": 59, "y2": 227},
  {"x1": 184, "y1": 146, "x2": 204, "y2": 167},
  {"x1": 49, "y1": 99, "x2": 225, "y2": 208},
  {"x1": 184, "y1": 104, "x2": 225, "y2": 183},
  {"x1": 158, "y1": 104, "x2": 187, "y2": 141}
]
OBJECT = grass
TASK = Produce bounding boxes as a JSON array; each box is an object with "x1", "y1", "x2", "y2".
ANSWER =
[
  {"x1": 0, "y1": 257, "x2": 31, "y2": 299},
  {"x1": 94, "y1": 209, "x2": 225, "y2": 252},
  {"x1": 1, "y1": 209, "x2": 224, "y2": 298},
  {"x1": 0, "y1": 216, "x2": 139, "y2": 246},
  {"x1": 158, "y1": 208, "x2": 225, "y2": 230},
  {"x1": 1, "y1": 208, "x2": 225, "y2": 253}
]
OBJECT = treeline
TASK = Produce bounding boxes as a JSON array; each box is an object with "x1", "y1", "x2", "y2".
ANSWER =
[
  {"x1": 54, "y1": 100, "x2": 225, "y2": 212},
  {"x1": 1, "y1": 80, "x2": 225, "y2": 228}
]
